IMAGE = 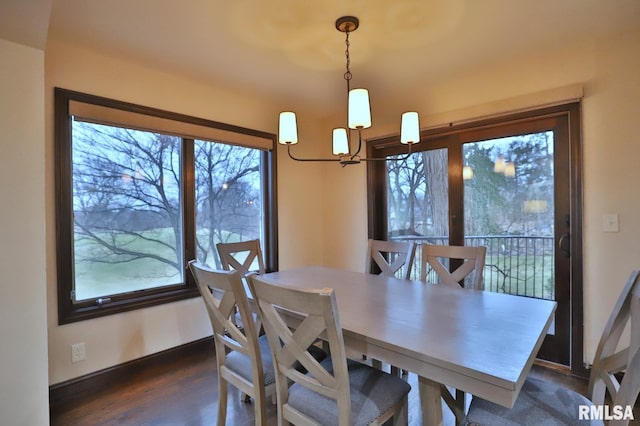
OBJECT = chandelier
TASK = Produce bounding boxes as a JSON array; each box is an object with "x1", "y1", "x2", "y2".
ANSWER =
[{"x1": 278, "y1": 16, "x2": 421, "y2": 167}]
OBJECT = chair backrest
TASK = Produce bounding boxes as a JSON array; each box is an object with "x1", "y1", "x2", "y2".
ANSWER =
[
  {"x1": 217, "y1": 239, "x2": 266, "y2": 276},
  {"x1": 588, "y1": 269, "x2": 640, "y2": 414},
  {"x1": 187, "y1": 261, "x2": 265, "y2": 395},
  {"x1": 365, "y1": 239, "x2": 416, "y2": 280},
  {"x1": 420, "y1": 244, "x2": 487, "y2": 290},
  {"x1": 249, "y1": 275, "x2": 352, "y2": 425}
]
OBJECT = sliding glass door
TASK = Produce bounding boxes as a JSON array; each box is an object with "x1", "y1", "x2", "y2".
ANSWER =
[{"x1": 368, "y1": 103, "x2": 582, "y2": 369}]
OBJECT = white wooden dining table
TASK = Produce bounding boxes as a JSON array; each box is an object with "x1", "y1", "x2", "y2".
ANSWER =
[{"x1": 258, "y1": 266, "x2": 557, "y2": 426}]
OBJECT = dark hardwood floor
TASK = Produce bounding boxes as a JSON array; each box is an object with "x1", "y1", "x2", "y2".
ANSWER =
[{"x1": 49, "y1": 347, "x2": 629, "y2": 425}]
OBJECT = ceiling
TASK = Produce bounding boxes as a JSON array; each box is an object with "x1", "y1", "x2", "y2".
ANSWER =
[{"x1": 3, "y1": 0, "x2": 640, "y2": 116}]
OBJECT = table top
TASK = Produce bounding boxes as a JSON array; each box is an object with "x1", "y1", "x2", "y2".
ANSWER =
[{"x1": 259, "y1": 266, "x2": 557, "y2": 407}]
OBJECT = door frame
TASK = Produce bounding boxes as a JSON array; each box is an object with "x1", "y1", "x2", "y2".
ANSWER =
[{"x1": 366, "y1": 103, "x2": 586, "y2": 376}]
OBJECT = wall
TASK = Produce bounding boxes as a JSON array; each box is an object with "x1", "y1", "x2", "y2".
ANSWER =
[
  {"x1": 322, "y1": 28, "x2": 640, "y2": 363},
  {"x1": 581, "y1": 29, "x2": 640, "y2": 360},
  {"x1": 45, "y1": 40, "x2": 327, "y2": 384},
  {"x1": 0, "y1": 38, "x2": 49, "y2": 425}
]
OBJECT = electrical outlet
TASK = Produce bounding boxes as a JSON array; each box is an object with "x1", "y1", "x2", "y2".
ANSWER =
[
  {"x1": 71, "y1": 342, "x2": 86, "y2": 363},
  {"x1": 602, "y1": 213, "x2": 619, "y2": 233}
]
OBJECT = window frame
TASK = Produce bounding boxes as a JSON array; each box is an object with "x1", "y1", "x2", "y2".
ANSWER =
[{"x1": 54, "y1": 88, "x2": 278, "y2": 324}]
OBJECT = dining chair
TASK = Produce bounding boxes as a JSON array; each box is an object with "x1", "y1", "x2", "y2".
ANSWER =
[
  {"x1": 188, "y1": 261, "x2": 275, "y2": 426},
  {"x1": 420, "y1": 243, "x2": 487, "y2": 424},
  {"x1": 466, "y1": 269, "x2": 640, "y2": 426},
  {"x1": 365, "y1": 239, "x2": 417, "y2": 280},
  {"x1": 420, "y1": 244, "x2": 487, "y2": 290},
  {"x1": 217, "y1": 239, "x2": 267, "y2": 331},
  {"x1": 249, "y1": 275, "x2": 412, "y2": 426},
  {"x1": 216, "y1": 239, "x2": 266, "y2": 277}
]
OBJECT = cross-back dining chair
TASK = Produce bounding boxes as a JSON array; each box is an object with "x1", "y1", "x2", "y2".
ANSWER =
[
  {"x1": 420, "y1": 244, "x2": 487, "y2": 290},
  {"x1": 216, "y1": 240, "x2": 265, "y2": 276},
  {"x1": 249, "y1": 275, "x2": 412, "y2": 426},
  {"x1": 420, "y1": 243, "x2": 487, "y2": 424},
  {"x1": 466, "y1": 269, "x2": 640, "y2": 426},
  {"x1": 216, "y1": 239, "x2": 266, "y2": 277},
  {"x1": 188, "y1": 261, "x2": 275, "y2": 426},
  {"x1": 365, "y1": 239, "x2": 416, "y2": 280},
  {"x1": 216, "y1": 239, "x2": 266, "y2": 331}
]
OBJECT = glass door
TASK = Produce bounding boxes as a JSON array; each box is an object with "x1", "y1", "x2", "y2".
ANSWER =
[
  {"x1": 371, "y1": 104, "x2": 581, "y2": 368},
  {"x1": 460, "y1": 125, "x2": 570, "y2": 364}
]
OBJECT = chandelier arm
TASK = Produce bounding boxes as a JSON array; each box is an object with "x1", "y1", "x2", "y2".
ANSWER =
[{"x1": 286, "y1": 143, "x2": 342, "y2": 162}]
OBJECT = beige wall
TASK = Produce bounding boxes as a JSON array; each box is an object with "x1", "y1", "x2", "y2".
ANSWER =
[
  {"x1": 0, "y1": 38, "x2": 49, "y2": 425},
  {"x1": 581, "y1": 29, "x2": 640, "y2": 360},
  {"x1": 44, "y1": 26, "x2": 640, "y2": 385}
]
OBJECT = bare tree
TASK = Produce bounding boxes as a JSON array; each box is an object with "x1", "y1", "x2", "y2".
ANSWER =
[
  {"x1": 387, "y1": 149, "x2": 448, "y2": 238},
  {"x1": 423, "y1": 150, "x2": 448, "y2": 237},
  {"x1": 72, "y1": 121, "x2": 261, "y2": 282},
  {"x1": 194, "y1": 140, "x2": 260, "y2": 267},
  {"x1": 73, "y1": 123, "x2": 182, "y2": 273}
]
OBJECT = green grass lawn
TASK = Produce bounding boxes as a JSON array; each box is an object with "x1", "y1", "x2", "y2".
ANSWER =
[
  {"x1": 74, "y1": 227, "x2": 182, "y2": 300},
  {"x1": 73, "y1": 226, "x2": 257, "y2": 301}
]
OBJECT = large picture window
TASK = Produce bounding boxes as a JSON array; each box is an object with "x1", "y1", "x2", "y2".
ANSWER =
[{"x1": 55, "y1": 88, "x2": 277, "y2": 324}]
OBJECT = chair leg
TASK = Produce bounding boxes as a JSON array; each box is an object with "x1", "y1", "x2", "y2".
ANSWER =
[
  {"x1": 253, "y1": 388, "x2": 267, "y2": 426},
  {"x1": 391, "y1": 365, "x2": 400, "y2": 376},
  {"x1": 454, "y1": 389, "x2": 466, "y2": 426},
  {"x1": 440, "y1": 384, "x2": 466, "y2": 425},
  {"x1": 393, "y1": 394, "x2": 409, "y2": 426},
  {"x1": 218, "y1": 379, "x2": 228, "y2": 426}
]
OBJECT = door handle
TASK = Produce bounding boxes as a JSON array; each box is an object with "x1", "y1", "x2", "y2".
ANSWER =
[{"x1": 558, "y1": 232, "x2": 570, "y2": 257}]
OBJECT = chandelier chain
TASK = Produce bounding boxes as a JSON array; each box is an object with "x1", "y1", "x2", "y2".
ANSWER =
[{"x1": 344, "y1": 29, "x2": 352, "y2": 92}]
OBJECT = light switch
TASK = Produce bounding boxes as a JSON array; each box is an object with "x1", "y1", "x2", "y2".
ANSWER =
[{"x1": 602, "y1": 213, "x2": 619, "y2": 233}]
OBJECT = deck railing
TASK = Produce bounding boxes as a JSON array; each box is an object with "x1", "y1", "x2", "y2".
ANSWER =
[{"x1": 391, "y1": 235, "x2": 556, "y2": 300}]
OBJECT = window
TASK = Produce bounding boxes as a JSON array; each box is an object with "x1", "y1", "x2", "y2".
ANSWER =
[{"x1": 55, "y1": 88, "x2": 277, "y2": 324}]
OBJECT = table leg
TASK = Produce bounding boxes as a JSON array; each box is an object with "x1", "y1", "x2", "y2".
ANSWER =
[{"x1": 419, "y1": 375, "x2": 444, "y2": 426}]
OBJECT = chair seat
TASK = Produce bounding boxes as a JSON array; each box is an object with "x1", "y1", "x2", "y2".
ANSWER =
[
  {"x1": 226, "y1": 334, "x2": 276, "y2": 386},
  {"x1": 288, "y1": 358, "x2": 411, "y2": 426},
  {"x1": 466, "y1": 376, "x2": 603, "y2": 426}
]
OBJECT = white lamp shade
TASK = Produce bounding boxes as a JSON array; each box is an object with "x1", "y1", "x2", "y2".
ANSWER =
[
  {"x1": 494, "y1": 156, "x2": 505, "y2": 173},
  {"x1": 523, "y1": 200, "x2": 548, "y2": 213},
  {"x1": 400, "y1": 112, "x2": 420, "y2": 144},
  {"x1": 279, "y1": 112, "x2": 298, "y2": 145},
  {"x1": 463, "y1": 166, "x2": 474, "y2": 180},
  {"x1": 332, "y1": 128, "x2": 349, "y2": 155},
  {"x1": 348, "y1": 89, "x2": 371, "y2": 129},
  {"x1": 504, "y1": 162, "x2": 516, "y2": 177}
]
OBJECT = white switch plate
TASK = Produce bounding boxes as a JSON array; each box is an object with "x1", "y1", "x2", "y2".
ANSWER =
[{"x1": 602, "y1": 213, "x2": 619, "y2": 233}]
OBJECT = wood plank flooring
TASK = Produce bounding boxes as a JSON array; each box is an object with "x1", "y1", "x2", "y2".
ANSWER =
[{"x1": 49, "y1": 347, "x2": 623, "y2": 425}]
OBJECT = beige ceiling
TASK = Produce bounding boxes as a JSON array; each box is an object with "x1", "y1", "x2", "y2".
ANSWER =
[{"x1": 3, "y1": 0, "x2": 640, "y2": 116}]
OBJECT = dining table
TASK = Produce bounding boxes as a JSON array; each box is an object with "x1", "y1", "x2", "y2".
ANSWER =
[{"x1": 257, "y1": 266, "x2": 557, "y2": 426}]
